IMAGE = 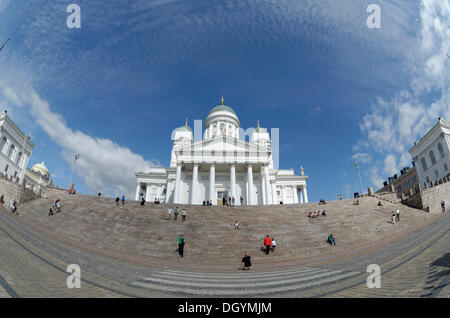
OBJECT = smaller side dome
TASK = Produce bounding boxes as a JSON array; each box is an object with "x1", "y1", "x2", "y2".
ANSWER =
[{"x1": 31, "y1": 161, "x2": 50, "y2": 177}]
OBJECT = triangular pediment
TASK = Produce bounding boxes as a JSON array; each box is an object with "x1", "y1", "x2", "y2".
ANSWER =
[{"x1": 175, "y1": 135, "x2": 270, "y2": 154}]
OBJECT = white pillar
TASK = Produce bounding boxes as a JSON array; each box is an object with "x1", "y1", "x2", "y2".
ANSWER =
[
  {"x1": 145, "y1": 184, "x2": 151, "y2": 202},
  {"x1": 264, "y1": 165, "x2": 271, "y2": 205},
  {"x1": 247, "y1": 164, "x2": 254, "y2": 205},
  {"x1": 190, "y1": 163, "x2": 198, "y2": 204},
  {"x1": 303, "y1": 186, "x2": 309, "y2": 203},
  {"x1": 174, "y1": 163, "x2": 182, "y2": 203},
  {"x1": 135, "y1": 183, "x2": 140, "y2": 201},
  {"x1": 300, "y1": 187, "x2": 304, "y2": 203},
  {"x1": 261, "y1": 168, "x2": 266, "y2": 205},
  {"x1": 230, "y1": 163, "x2": 236, "y2": 202},
  {"x1": 209, "y1": 163, "x2": 215, "y2": 205}
]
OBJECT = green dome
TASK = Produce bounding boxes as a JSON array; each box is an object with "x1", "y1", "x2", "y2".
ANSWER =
[
  {"x1": 207, "y1": 105, "x2": 237, "y2": 117},
  {"x1": 176, "y1": 125, "x2": 192, "y2": 132}
]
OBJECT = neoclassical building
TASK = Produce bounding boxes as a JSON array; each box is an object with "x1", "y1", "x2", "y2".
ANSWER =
[
  {"x1": 135, "y1": 99, "x2": 309, "y2": 205},
  {"x1": 0, "y1": 110, "x2": 34, "y2": 184},
  {"x1": 409, "y1": 117, "x2": 450, "y2": 187}
]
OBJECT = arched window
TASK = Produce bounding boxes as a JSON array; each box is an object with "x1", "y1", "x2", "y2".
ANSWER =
[
  {"x1": 16, "y1": 152, "x2": 22, "y2": 165},
  {"x1": 435, "y1": 170, "x2": 439, "y2": 178},
  {"x1": 429, "y1": 151, "x2": 436, "y2": 165},
  {"x1": 7, "y1": 144, "x2": 15, "y2": 159},
  {"x1": 0, "y1": 137, "x2": 6, "y2": 153},
  {"x1": 444, "y1": 163, "x2": 448, "y2": 171},
  {"x1": 421, "y1": 158, "x2": 428, "y2": 171},
  {"x1": 438, "y1": 143, "x2": 445, "y2": 158}
]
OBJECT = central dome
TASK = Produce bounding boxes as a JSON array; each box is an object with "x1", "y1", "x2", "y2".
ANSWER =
[{"x1": 207, "y1": 104, "x2": 237, "y2": 117}]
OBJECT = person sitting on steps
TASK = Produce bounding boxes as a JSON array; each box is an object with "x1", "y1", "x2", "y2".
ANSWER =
[
  {"x1": 327, "y1": 234, "x2": 336, "y2": 246},
  {"x1": 240, "y1": 251, "x2": 252, "y2": 270},
  {"x1": 377, "y1": 201, "x2": 383, "y2": 206},
  {"x1": 271, "y1": 238, "x2": 277, "y2": 252},
  {"x1": 322, "y1": 210, "x2": 327, "y2": 217}
]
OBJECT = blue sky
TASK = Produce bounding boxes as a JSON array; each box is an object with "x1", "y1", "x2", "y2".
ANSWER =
[{"x1": 0, "y1": 0, "x2": 449, "y2": 201}]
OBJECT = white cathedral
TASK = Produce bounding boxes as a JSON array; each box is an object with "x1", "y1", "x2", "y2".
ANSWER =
[{"x1": 135, "y1": 99, "x2": 309, "y2": 205}]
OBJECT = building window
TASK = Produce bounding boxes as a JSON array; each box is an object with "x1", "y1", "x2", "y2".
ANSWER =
[
  {"x1": 429, "y1": 151, "x2": 436, "y2": 165},
  {"x1": 435, "y1": 170, "x2": 439, "y2": 178},
  {"x1": 426, "y1": 176, "x2": 430, "y2": 183},
  {"x1": 13, "y1": 171, "x2": 17, "y2": 178},
  {"x1": 438, "y1": 143, "x2": 445, "y2": 158},
  {"x1": 445, "y1": 163, "x2": 448, "y2": 171},
  {"x1": 4, "y1": 164, "x2": 8, "y2": 172},
  {"x1": 7, "y1": 144, "x2": 15, "y2": 159},
  {"x1": 0, "y1": 137, "x2": 6, "y2": 153},
  {"x1": 421, "y1": 158, "x2": 428, "y2": 171},
  {"x1": 16, "y1": 152, "x2": 22, "y2": 165},
  {"x1": 276, "y1": 190, "x2": 281, "y2": 196},
  {"x1": 413, "y1": 176, "x2": 417, "y2": 183}
]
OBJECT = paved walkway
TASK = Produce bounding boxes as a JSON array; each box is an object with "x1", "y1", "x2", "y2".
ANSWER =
[{"x1": 0, "y1": 207, "x2": 449, "y2": 297}]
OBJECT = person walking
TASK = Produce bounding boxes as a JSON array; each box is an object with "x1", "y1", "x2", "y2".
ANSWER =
[
  {"x1": 235, "y1": 220, "x2": 240, "y2": 230},
  {"x1": 181, "y1": 208, "x2": 187, "y2": 222},
  {"x1": 395, "y1": 209, "x2": 400, "y2": 222},
  {"x1": 10, "y1": 200, "x2": 18, "y2": 215},
  {"x1": 115, "y1": 197, "x2": 119, "y2": 206},
  {"x1": 222, "y1": 197, "x2": 226, "y2": 206},
  {"x1": 168, "y1": 207, "x2": 173, "y2": 220},
  {"x1": 174, "y1": 206, "x2": 179, "y2": 220},
  {"x1": 121, "y1": 195, "x2": 125, "y2": 205},
  {"x1": 442, "y1": 200, "x2": 446, "y2": 213},
  {"x1": 232, "y1": 197, "x2": 235, "y2": 207},
  {"x1": 178, "y1": 234, "x2": 185, "y2": 257},
  {"x1": 240, "y1": 196, "x2": 243, "y2": 206},
  {"x1": 392, "y1": 211, "x2": 396, "y2": 224},
  {"x1": 55, "y1": 199, "x2": 61, "y2": 213},
  {"x1": 140, "y1": 197, "x2": 145, "y2": 208},
  {"x1": 264, "y1": 235, "x2": 272, "y2": 255}
]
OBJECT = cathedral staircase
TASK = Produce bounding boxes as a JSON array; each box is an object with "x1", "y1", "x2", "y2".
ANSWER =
[{"x1": 6, "y1": 190, "x2": 440, "y2": 267}]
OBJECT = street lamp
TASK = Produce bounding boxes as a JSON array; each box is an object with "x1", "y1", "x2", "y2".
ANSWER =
[
  {"x1": 354, "y1": 161, "x2": 365, "y2": 197},
  {"x1": 68, "y1": 153, "x2": 80, "y2": 190}
]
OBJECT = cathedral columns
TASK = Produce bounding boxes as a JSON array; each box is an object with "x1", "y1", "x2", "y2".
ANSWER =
[
  {"x1": 230, "y1": 163, "x2": 236, "y2": 203},
  {"x1": 135, "y1": 183, "x2": 140, "y2": 201},
  {"x1": 264, "y1": 165, "x2": 271, "y2": 205},
  {"x1": 174, "y1": 163, "x2": 182, "y2": 203},
  {"x1": 190, "y1": 163, "x2": 199, "y2": 204},
  {"x1": 209, "y1": 163, "x2": 215, "y2": 204},
  {"x1": 300, "y1": 187, "x2": 304, "y2": 203},
  {"x1": 247, "y1": 164, "x2": 254, "y2": 205},
  {"x1": 302, "y1": 185, "x2": 309, "y2": 203}
]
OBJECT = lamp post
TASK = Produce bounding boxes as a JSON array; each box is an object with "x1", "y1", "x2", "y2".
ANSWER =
[
  {"x1": 354, "y1": 161, "x2": 365, "y2": 197},
  {"x1": 16, "y1": 135, "x2": 30, "y2": 203},
  {"x1": 68, "y1": 154, "x2": 80, "y2": 190}
]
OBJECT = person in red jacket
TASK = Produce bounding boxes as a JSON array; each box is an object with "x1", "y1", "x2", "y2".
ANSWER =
[{"x1": 264, "y1": 235, "x2": 272, "y2": 255}]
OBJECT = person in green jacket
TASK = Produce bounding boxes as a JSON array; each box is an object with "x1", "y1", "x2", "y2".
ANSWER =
[{"x1": 178, "y1": 234, "x2": 185, "y2": 257}]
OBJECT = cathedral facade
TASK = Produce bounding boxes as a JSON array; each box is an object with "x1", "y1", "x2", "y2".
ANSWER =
[{"x1": 135, "y1": 100, "x2": 308, "y2": 205}]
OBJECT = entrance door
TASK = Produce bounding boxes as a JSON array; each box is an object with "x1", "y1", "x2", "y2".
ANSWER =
[{"x1": 217, "y1": 191, "x2": 228, "y2": 205}]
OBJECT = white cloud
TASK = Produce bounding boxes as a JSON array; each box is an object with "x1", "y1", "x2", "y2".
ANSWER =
[
  {"x1": 0, "y1": 83, "x2": 154, "y2": 198},
  {"x1": 353, "y1": 0, "x2": 450, "y2": 187}
]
